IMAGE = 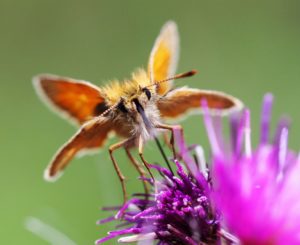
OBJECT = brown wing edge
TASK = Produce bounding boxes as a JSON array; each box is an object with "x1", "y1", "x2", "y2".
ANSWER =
[
  {"x1": 43, "y1": 117, "x2": 112, "y2": 182},
  {"x1": 32, "y1": 74, "x2": 104, "y2": 126},
  {"x1": 43, "y1": 137, "x2": 77, "y2": 182},
  {"x1": 148, "y1": 21, "x2": 179, "y2": 95},
  {"x1": 157, "y1": 87, "x2": 244, "y2": 121}
]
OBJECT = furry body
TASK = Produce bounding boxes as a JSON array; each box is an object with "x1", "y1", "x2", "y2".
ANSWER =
[{"x1": 102, "y1": 69, "x2": 161, "y2": 145}]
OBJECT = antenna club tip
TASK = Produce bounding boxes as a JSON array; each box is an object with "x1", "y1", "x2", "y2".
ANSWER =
[
  {"x1": 180, "y1": 69, "x2": 197, "y2": 78},
  {"x1": 188, "y1": 69, "x2": 197, "y2": 76}
]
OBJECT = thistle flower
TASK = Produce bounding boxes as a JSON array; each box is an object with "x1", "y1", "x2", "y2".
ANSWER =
[
  {"x1": 205, "y1": 94, "x2": 300, "y2": 245},
  {"x1": 96, "y1": 142, "x2": 220, "y2": 245}
]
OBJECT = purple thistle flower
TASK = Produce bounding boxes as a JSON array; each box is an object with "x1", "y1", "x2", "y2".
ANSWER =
[
  {"x1": 96, "y1": 144, "x2": 220, "y2": 244},
  {"x1": 204, "y1": 94, "x2": 300, "y2": 245}
]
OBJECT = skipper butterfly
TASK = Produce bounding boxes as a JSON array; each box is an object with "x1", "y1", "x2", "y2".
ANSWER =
[{"x1": 33, "y1": 21, "x2": 243, "y2": 201}]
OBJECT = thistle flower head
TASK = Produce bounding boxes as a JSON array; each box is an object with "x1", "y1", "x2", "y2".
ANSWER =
[
  {"x1": 205, "y1": 94, "x2": 300, "y2": 245},
  {"x1": 96, "y1": 142, "x2": 220, "y2": 245}
]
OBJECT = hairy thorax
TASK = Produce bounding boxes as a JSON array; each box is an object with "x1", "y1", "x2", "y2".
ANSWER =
[{"x1": 102, "y1": 69, "x2": 162, "y2": 146}]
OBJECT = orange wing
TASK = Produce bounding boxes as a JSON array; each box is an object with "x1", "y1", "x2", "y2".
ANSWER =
[
  {"x1": 44, "y1": 117, "x2": 112, "y2": 181},
  {"x1": 157, "y1": 87, "x2": 243, "y2": 119},
  {"x1": 33, "y1": 74, "x2": 107, "y2": 125},
  {"x1": 148, "y1": 21, "x2": 179, "y2": 95}
]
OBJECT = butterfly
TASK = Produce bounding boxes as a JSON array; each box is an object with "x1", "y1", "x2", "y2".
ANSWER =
[{"x1": 33, "y1": 21, "x2": 243, "y2": 201}]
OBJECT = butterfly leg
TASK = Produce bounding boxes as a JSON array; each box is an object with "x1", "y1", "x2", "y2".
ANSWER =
[
  {"x1": 162, "y1": 131, "x2": 173, "y2": 149},
  {"x1": 125, "y1": 148, "x2": 150, "y2": 195},
  {"x1": 156, "y1": 123, "x2": 184, "y2": 158},
  {"x1": 138, "y1": 135, "x2": 155, "y2": 182},
  {"x1": 109, "y1": 139, "x2": 129, "y2": 203}
]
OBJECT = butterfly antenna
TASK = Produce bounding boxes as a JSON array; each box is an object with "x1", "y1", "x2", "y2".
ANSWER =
[
  {"x1": 99, "y1": 101, "x2": 120, "y2": 117},
  {"x1": 146, "y1": 70, "x2": 197, "y2": 88}
]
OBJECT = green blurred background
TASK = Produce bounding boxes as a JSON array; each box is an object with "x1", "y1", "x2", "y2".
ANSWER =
[{"x1": 1, "y1": 0, "x2": 300, "y2": 244}]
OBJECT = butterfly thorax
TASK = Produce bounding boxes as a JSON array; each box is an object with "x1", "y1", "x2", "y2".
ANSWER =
[
  {"x1": 102, "y1": 69, "x2": 153, "y2": 105},
  {"x1": 102, "y1": 69, "x2": 161, "y2": 142}
]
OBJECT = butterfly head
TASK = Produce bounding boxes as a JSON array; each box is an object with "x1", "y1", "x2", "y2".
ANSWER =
[{"x1": 112, "y1": 85, "x2": 154, "y2": 129}]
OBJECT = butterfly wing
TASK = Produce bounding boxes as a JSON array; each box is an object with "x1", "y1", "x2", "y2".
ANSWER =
[
  {"x1": 148, "y1": 21, "x2": 179, "y2": 95},
  {"x1": 33, "y1": 74, "x2": 108, "y2": 125},
  {"x1": 157, "y1": 87, "x2": 243, "y2": 119},
  {"x1": 44, "y1": 117, "x2": 112, "y2": 181}
]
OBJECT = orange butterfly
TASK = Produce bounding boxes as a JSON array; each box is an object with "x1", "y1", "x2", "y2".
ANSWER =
[{"x1": 33, "y1": 21, "x2": 243, "y2": 201}]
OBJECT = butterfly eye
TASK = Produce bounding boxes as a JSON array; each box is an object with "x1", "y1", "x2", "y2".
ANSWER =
[
  {"x1": 142, "y1": 87, "x2": 151, "y2": 100},
  {"x1": 117, "y1": 100, "x2": 128, "y2": 113}
]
